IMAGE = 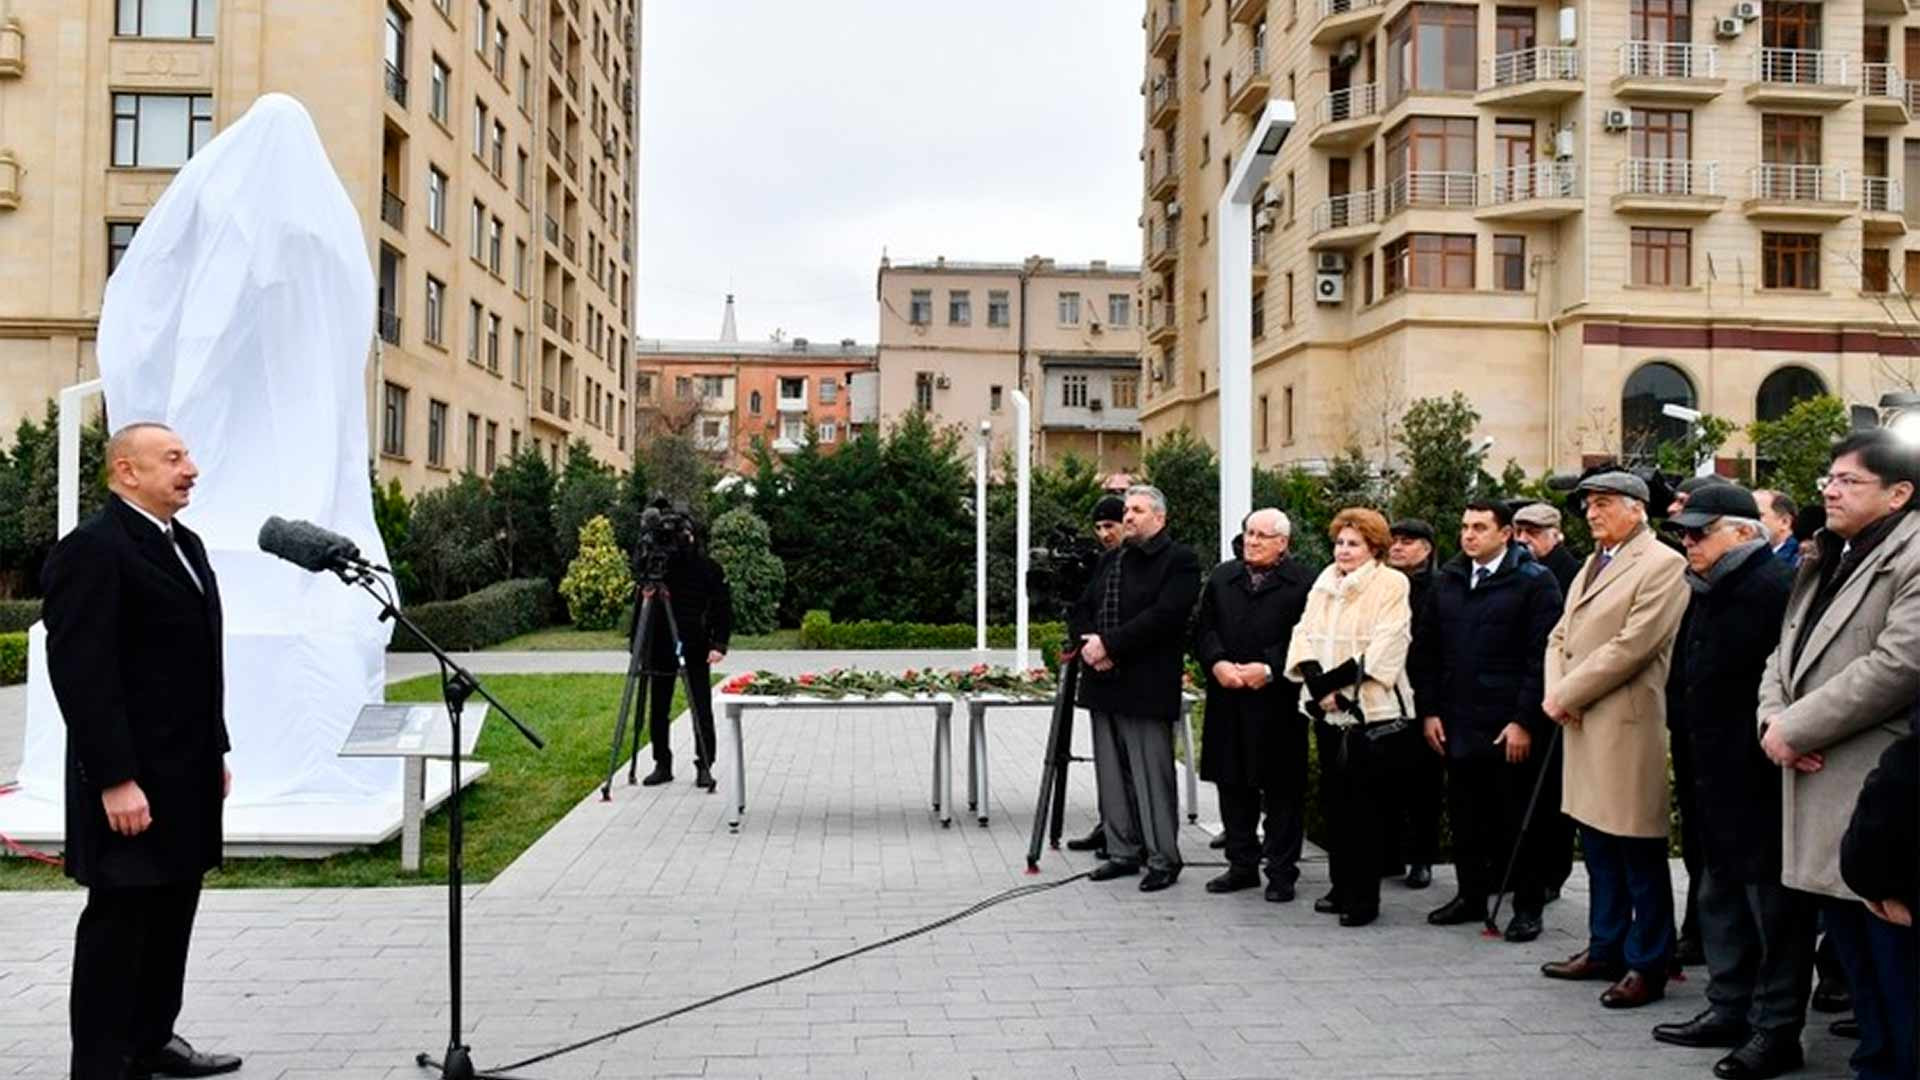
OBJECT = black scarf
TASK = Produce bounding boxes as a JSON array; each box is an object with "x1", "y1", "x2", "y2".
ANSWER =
[{"x1": 1793, "y1": 508, "x2": 1912, "y2": 665}]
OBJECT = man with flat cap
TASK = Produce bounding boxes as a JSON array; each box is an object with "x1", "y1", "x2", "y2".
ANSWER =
[
  {"x1": 1067, "y1": 493, "x2": 1130, "y2": 857},
  {"x1": 1515, "y1": 502, "x2": 1581, "y2": 599},
  {"x1": 1513, "y1": 499, "x2": 1580, "y2": 899},
  {"x1": 1384, "y1": 518, "x2": 1442, "y2": 889},
  {"x1": 1540, "y1": 470, "x2": 1690, "y2": 1010}
]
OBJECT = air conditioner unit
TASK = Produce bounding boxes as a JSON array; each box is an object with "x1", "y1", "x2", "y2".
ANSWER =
[
  {"x1": 1150, "y1": 365, "x2": 1165, "y2": 383},
  {"x1": 1602, "y1": 108, "x2": 1631, "y2": 132},
  {"x1": 1334, "y1": 37, "x2": 1361, "y2": 67},
  {"x1": 1558, "y1": 5, "x2": 1577, "y2": 45},
  {"x1": 1715, "y1": 15, "x2": 1742, "y2": 38},
  {"x1": 1255, "y1": 206, "x2": 1277, "y2": 232},
  {"x1": 1554, "y1": 126, "x2": 1576, "y2": 160},
  {"x1": 1315, "y1": 271, "x2": 1346, "y2": 305},
  {"x1": 1731, "y1": 1, "x2": 1759, "y2": 21},
  {"x1": 934, "y1": 374, "x2": 951, "y2": 389},
  {"x1": 1316, "y1": 251, "x2": 1349, "y2": 273},
  {"x1": 1089, "y1": 398, "x2": 1105, "y2": 412}
]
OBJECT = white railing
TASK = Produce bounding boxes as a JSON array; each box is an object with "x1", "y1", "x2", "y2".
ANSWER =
[
  {"x1": 1151, "y1": 220, "x2": 1180, "y2": 259},
  {"x1": 1317, "y1": 82, "x2": 1381, "y2": 127},
  {"x1": 1863, "y1": 62, "x2": 1906, "y2": 100},
  {"x1": 1251, "y1": 230, "x2": 1268, "y2": 266},
  {"x1": 1311, "y1": 189, "x2": 1380, "y2": 233},
  {"x1": 1150, "y1": 77, "x2": 1177, "y2": 115},
  {"x1": 1619, "y1": 158, "x2": 1720, "y2": 197},
  {"x1": 1485, "y1": 45, "x2": 1581, "y2": 88},
  {"x1": 1319, "y1": 0, "x2": 1381, "y2": 18},
  {"x1": 1229, "y1": 45, "x2": 1267, "y2": 98},
  {"x1": 1150, "y1": 300, "x2": 1177, "y2": 334},
  {"x1": 1750, "y1": 163, "x2": 1847, "y2": 202},
  {"x1": 1862, "y1": 176, "x2": 1904, "y2": 214},
  {"x1": 1755, "y1": 47, "x2": 1850, "y2": 87},
  {"x1": 1619, "y1": 40, "x2": 1720, "y2": 80},
  {"x1": 1384, "y1": 171, "x2": 1477, "y2": 213},
  {"x1": 1483, "y1": 161, "x2": 1580, "y2": 205}
]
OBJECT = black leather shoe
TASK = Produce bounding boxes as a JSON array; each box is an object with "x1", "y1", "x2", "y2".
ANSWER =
[
  {"x1": 1504, "y1": 910, "x2": 1543, "y2": 943},
  {"x1": 695, "y1": 764, "x2": 716, "y2": 791},
  {"x1": 1427, "y1": 895, "x2": 1487, "y2": 926},
  {"x1": 1087, "y1": 860, "x2": 1139, "y2": 882},
  {"x1": 1066, "y1": 826, "x2": 1106, "y2": 852},
  {"x1": 1339, "y1": 907, "x2": 1379, "y2": 927},
  {"x1": 1713, "y1": 1031, "x2": 1804, "y2": 1080},
  {"x1": 1264, "y1": 880, "x2": 1295, "y2": 903},
  {"x1": 1676, "y1": 935, "x2": 1706, "y2": 967},
  {"x1": 1313, "y1": 892, "x2": 1345, "y2": 915},
  {"x1": 1828, "y1": 1018, "x2": 1859, "y2": 1039},
  {"x1": 641, "y1": 764, "x2": 673, "y2": 786},
  {"x1": 1208, "y1": 832, "x2": 1229, "y2": 850},
  {"x1": 131, "y1": 1036, "x2": 242, "y2": 1078},
  {"x1": 1810, "y1": 978, "x2": 1851, "y2": 1014},
  {"x1": 1139, "y1": 868, "x2": 1179, "y2": 892},
  {"x1": 1653, "y1": 1009, "x2": 1748, "y2": 1049},
  {"x1": 1206, "y1": 867, "x2": 1260, "y2": 894},
  {"x1": 1404, "y1": 864, "x2": 1433, "y2": 889}
]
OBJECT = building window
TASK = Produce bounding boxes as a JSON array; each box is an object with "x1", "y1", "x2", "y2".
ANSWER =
[
  {"x1": 468, "y1": 301, "x2": 484, "y2": 361},
  {"x1": 486, "y1": 313, "x2": 501, "y2": 372},
  {"x1": 491, "y1": 120, "x2": 507, "y2": 176},
  {"x1": 1385, "y1": 116, "x2": 1475, "y2": 211},
  {"x1": 1362, "y1": 252, "x2": 1375, "y2": 305},
  {"x1": 1494, "y1": 235, "x2": 1526, "y2": 291},
  {"x1": 111, "y1": 94, "x2": 213, "y2": 168},
  {"x1": 1199, "y1": 289, "x2": 1209, "y2": 320},
  {"x1": 948, "y1": 290, "x2": 971, "y2": 325},
  {"x1": 385, "y1": 6, "x2": 409, "y2": 83},
  {"x1": 1283, "y1": 385, "x2": 1295, "y2": 444},
  {"x1": 519, "y1": 57, "x2": 532, "y2": 108},
  {"x1": 1622, "y1": 360, "x2": 1695, "y2": 462},
  {"x1": 988, "y1": 290, "x2": 1011, "y2": 327},
  {"x1": 427, "y1": 167, "x2": 447, "y2": 234},
  {"x1": 1058, "y1": 292, "x2": 1081, "y2": 325},
  {"x1": 1383, "y1": 233, "x2": 1475, "y2": 293},
  {"x1": 512, "y1": 328, "x2": 525, "y2": 384},
  {"x1": 488, "y1": 217, "x2": 503, "y2": 274},
  {"x1": 990, "y1": 384, "x2": 1003, "y2": 412},
  {"x1": 780, "y1": 415, "x2": 805, "y2": 444},
  {"x1": 696, "y1": 374, "x2": 722, "y2": 398},
  {"x1": 1108, "y1": 293, "x2": 1131, "y2": 326},
  {"x1": 1111, "y1": 374, "x2": 1139, "y2": 409},
  {"x1": 116, "y1": 0, "x2": 217, "y2": 38},
  {"x1": 820, "y1": 421, "x2": 838, "y2": 444},
  {"x1": 1258, "y1": 394, "x2": 1271, "y2": 451},
  {"x1": 424, "y1": 275, "x2": 446, "y2": 344},
  {"x1": 513, "y1": 237, "x2": 527, "y2": 290},
  {"x1": 1285, "y1": 271, "x2": 1295, "y2": 325},
  {"x1": 472, "y1": 100, "x2": 488, "y2": 158},
  {"x1": 909, "y1": 289, "x2": 932, "y2": 325},
  {"x1": 1756, "y1": 366, "x2": 1827, "y2": 423},
  {"x1": 675, "y1": 376, "x2": 692, "y2": 400},
  {"x1": 748, "y1": 389, "x2": 762, "y2": 414},
  {"x1": 485, "y1": 420, "x2": 498, "y2": 474},
  {"x1": 1630, "y1": 227, "x2": 1691, "y2": 287},
  {"x1": 1761, "y1": 232, "x2": 1820, "y2": 289},
  {"x1": 493, "y1": 21, "x2": 508, "y2": 75},
  {"x1": 465, "y1": 413, "x2": 480, "y2": 472},
  {"x1": 516, "y1": 148, "x2": 529, "y2": 200},
  {"x1": 819, "y1": 377, "x2": 837, "y2": 404},
  {"x1": 473, "y1": 0, "x2": 491, "y2": 54},
  {"x1": 1630, "y1": 108, "x2": 1692, "y2": 161},
  {"x1": 1387, "y1": 3, "x2": 1478, "y2": 104},
  {"x1": 430, "y1": 57, "x2": 451, "y2": 122},
  {"x1": 1630, "y1": 0, "x2": 1693, "y2": 45},
  {"x1": 427, "y1": 400, "x2": 448, "y2": 467},
  {"x1": 1062, "y1": 373, "x2": 1089, "y2": 408},
  {"x1": 1864, "y1": 247, "x2": 1892, "y2": 293},
  {"x1": 107, "y1": 222, "x2": 140, "y2": 277},
  {"x1": 914, "y1": 372, "x2": 935, "y2": 411},
  {"x1": 1251, "y1": 286, "x2": 1267, "y2": 339},
  {"x1": 382, "y1": 382, "x2": 409, "y2": 456}
]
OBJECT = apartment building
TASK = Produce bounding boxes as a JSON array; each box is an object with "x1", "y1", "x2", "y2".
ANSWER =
[
  {"x1": 1141, "y1": 0, "x2": 1917, "y2": 474},
  {"x1": 875, "y1": 256, "x2": 1145, "y2": 472},
  {"x1": 634, "y1": 334, "x2": 878, "y2": 473},
  {"x1": 0, "y1": 0, "x2": 639, "y2": 491}
]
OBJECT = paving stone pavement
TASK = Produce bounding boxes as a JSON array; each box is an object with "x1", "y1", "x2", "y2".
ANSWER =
[{"x1": 0, "y1": 653, "x2": 1856, "y2": 1079}]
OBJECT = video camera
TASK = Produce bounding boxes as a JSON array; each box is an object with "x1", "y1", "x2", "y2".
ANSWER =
[
  {"x1": 1026, "y1": 523, "x2": 1104, "y2": 619},
  {"x1": 633, "y1": 495, "x2": 696, "y2": 582},
  {"x1": 1542, "y1": 460, "x2": 1684, "y2": 519}
]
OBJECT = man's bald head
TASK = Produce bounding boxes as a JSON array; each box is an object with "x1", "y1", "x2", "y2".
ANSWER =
[{"x1": 106, "y1": 422, "x2": 198, "y2": 520}]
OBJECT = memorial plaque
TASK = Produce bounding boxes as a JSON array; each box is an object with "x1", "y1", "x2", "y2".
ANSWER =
[{"x1": 340, "y1": 703, "x2": 488, "y2": 759}]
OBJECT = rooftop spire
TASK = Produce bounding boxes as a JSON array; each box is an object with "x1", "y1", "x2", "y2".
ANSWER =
[{"x1": 718, "y1": 293, "x2": 738, "y2": 343}]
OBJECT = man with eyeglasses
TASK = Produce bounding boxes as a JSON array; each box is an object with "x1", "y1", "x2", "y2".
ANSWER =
[
  {"x1": 1652, "y1": 483, "x2": 1812, "y2": 1080},
  {"x1": 1758, "y1": 430, "x2": 1920, "y2": 1080},
  {"x1": 1192, "y1": 508, "x2": 1315, "y2": 901}
]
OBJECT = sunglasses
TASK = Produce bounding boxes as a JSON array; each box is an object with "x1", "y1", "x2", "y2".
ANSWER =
[{"x1": 1678, "y1": 520, "x2": 1721, "y2": 544}]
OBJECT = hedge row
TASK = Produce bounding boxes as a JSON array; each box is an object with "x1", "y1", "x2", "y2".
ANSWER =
[
  {"x1": 797, "y1": 610, "x2": 1068, "y2": 652},
  {"x1": 0, "y1": 632, "x2": 25, "y2": 686},
  {"x1": 0, "y1": 600, "x2": 39, "y2": 633},
  {"x1": 388, "y1": 578, "x2": 559, "y2": 653}
]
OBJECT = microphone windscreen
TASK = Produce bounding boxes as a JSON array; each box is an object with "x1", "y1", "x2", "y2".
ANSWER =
[{"x1": 258, "y1": 516, "x2": 360, "y2": 573}]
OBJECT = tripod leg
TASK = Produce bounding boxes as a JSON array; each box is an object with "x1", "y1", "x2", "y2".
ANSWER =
[
  {"x1": 1047, "y1": 660, "x2": 1080, "y2": 848},
  {"x1": 603, "y1": 589, "x2": 653, "y2": 799},
  {"x1": 660, "y1": 599, "x2": 716, "y2": 775},
  {"x1": 1024, "y1": 656, "x2": 1079, "y2": 872}
]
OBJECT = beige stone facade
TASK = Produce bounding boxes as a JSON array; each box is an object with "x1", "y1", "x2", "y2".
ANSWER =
[
  {"x1": 1141, "y1": 0, "x2": 1918, "y2": 475},
  {"x1": 634, "y1": 337, "x2": 878, "y2": 473},
  {"x1": 0, "y1": 0, "x2": 638, "y2": 491},
  {"x1": 875, "y1": 257, "x2": 1145, "y2": 473}
]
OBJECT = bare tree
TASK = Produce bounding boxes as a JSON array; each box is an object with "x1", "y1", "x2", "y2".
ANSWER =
[{"x1": 1836, "y1": 248, "x2": 1920, "y2": 392}]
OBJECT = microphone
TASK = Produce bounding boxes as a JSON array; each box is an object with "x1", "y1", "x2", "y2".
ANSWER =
[{"x1": 258, "y1": 516, "x2": 377, "y2": 574}]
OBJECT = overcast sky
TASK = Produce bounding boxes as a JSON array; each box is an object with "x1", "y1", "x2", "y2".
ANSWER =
[{"x1": 636, "y1": 2, "x2": 1146, "y2": 343}]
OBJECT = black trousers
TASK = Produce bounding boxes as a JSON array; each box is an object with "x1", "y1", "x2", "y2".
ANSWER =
[
  {"x1": 1446, "y1": 753, "x2": 1548, "y2": 913},
  {"x1": 1216, "y1": 715, "x2": 1307, "y2": 887},
  {"x1": 1538, "y1": 735, "x2": 1575, "y2": 891},
  {"x1": 1697, "y1": 869, "x2": 1816, "y2": 1035},
  {"x1": 1382, "y1": 732, "x2": 1444, "y2": 869},
  {"x1": 1317, "y1": 719, "x2": 1407, "y2": 915},
  {"x1": 71, "y1": 880, "x2": 203, "y2": 1080},
  {"x1": 647, "y1": 650, "x2": 714, "y2": 768}
]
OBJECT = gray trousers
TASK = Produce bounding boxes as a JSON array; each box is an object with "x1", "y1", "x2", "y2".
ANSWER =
[
  {"x1": 1699, "y1": 865, "x2": 1818, "y2": 1035},
  {"x1": 1090, "y1": 711, "x2": 1182, "y2": 874}
]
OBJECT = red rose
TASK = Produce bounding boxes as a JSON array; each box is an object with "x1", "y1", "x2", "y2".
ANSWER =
[
  {"x1": 903, "y1": 668, "x2": 917, "y2": 679},
  {"x1": 798, "y1": 673, "x2": 816, "y2": 686},
  {"x1": 970, "y1": 663, "x2": 989, "y2": 676}
]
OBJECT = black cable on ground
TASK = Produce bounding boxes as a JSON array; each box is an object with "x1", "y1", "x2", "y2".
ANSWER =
[{"x1": 482, "y1": 867, "x2": 1095, "y2": 1075}]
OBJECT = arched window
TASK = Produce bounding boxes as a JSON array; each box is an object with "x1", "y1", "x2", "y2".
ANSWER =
[
  {"x1": 749, "y1": 389, "x2": 763, "y2": 414},
  {"x1": 1755, "y1": 366, "x2": 1826, "y2": 424},
  {"x1": 1621, "y1": 360, "x2": 1696, "y2": 463}
]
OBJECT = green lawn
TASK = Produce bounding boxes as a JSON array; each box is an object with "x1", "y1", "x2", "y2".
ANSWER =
[
  {"x1": 0, "y1": 672, "x2": 687, "y2": 891},
  {"x1": 492, "y1": 624, "x2": 801, "y2": 652}
]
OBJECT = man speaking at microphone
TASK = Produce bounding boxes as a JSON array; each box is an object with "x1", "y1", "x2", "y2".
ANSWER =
[{"x1": 42, "y1": 423, "x2": 241, "y2": 1080}]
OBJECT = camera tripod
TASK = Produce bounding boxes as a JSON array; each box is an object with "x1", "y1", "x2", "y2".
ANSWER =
[
  {"x1": 1024, "y1": 641, "x2": 1086, "y2": 872},
  {"x1": 602, "y1": 579, "x2": 715, "y2": 799}
]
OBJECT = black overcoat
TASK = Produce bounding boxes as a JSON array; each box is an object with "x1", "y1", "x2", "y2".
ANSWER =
[
  {"x1": 41, "y1": 496, "x2": 228, "y2": 888},
  {"x1": 1408, "y1": 544, "x2": 1562, "y2": 761},
  {"x1": 1068, "y1": 529, "x2": 1202, "y2": 718},
  {"x1": 1191, "y1": 555, "x2": 1314, "y2": 787},
  {"x1": 644, "y1": 547, "x2": 732, "y2": 661},
  {"x1": 1668, "y1": 545, "x2": 1794, "y2": 883},
  {"x1": 1539, "y1": 542, "x2": 1580, "y2": 601}
]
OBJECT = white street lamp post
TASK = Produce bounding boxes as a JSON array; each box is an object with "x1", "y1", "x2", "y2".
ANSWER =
[
  {"x1": 975, "y1": 420, "x2": 989, "y2": 653},
  {"x1": 1013, "y1": 391, "x2": 1032, "y2": 672}
]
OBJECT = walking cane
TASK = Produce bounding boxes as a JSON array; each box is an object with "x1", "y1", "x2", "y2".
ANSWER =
[{"x1": 1484, "y1": 724, "x2": 1566, "y2": 938}]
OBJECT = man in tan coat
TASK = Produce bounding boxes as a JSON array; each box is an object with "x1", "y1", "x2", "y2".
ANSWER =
[
  {"x1": 1757, "y1": 429, "x2": 1919, "y2": 1080},
  {"x1": 1539, "y1": 471, "x2": 1690, "y2": 1010}
]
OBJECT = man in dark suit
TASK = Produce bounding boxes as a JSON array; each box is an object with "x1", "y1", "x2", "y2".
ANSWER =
[
  {"x1": 1513, "y1": 499, "x2": 1580, "y2": 902},
  {"x1": 42, "y1": 422, "x2": 240, "y2": 1080},
  {"x1": 638, "y1": 515, "x2": 732, "y2": 791},
  {"x1": 1069, "y1": 485, "x2": 1201, "y2": 892}
]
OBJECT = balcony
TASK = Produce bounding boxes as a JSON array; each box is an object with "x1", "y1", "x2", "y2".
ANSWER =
[
  {"x1": 559, "y1": 396, "x2": 573, "y2": 421},
  {"x1": 1746, "y1": 49, "x2": 1855, "y2": 108},
  {"x1": 1384, "y1": 171, "x2": 1477, "y2": 216},
  {"x1": 1862, "y1": 176, "x2": 1906, "y2": 235},
  {"x1": 1613, "y1": 159, "x2": 1725, "y2": 215},
  {"x1": 378, "y1": 309, "x2": 402, "y2": 345},
  {"x1": 1614, "y1": 41, "x2": 1725, "y2": 100},
  {"x1": 1312, "y1": 0, "x2": 1383, "y2": 47},
  {"x1": 1477, "y1": 161, "x2": 1582, "y2": 222},
  {"x1": 1478, "y1": 46, "x2": 1582, "y2": 106},
  {"x1": 1311, "y1": 83, "x2": 1381, "y2": 150},
  {"x1": 776, "y1": 393, "x2": 808, "y2": 413},
  {"x1": 563, "y1": 234, "x2": 576, "y2": 261},
  {"x1": 540, "y1": 387, "x2": 556, "y2": 414},
  {"x1": 1251, "y1": 230, "x2": 1270, "y2": 281},
  {"x1": 1229, "y1": 0, "x2": 1265, "y2": 25},
  {"x1": 562, "y1": 314, "x2": 576, "y2": 341},
  {"x1": 549, "y1": 40, "x2": 564, "y2": 70},
  {"x1": 1147, "y1": 301, "x2": 1178, "y2": 345},
  {"x1": 1148, "y1": 219, "x2": 1179, "y2": 270},
  {"x1": 1148, "y1": 77, "x2": 1179, "y2": 131},
  {"x1": 544, "y1": 214, "x2": 560, "y2": 243},
  {"x1": 548, "y1": 130, "x2": 562, "y2": 159},
  {"x1": 385, "y1": 63, "x2": 409, "y2": 108},
  {"x1": 542, "y1": 300, "x2": 558, "y2": 329},
  {"x1": 380, "y1": 187, "x2": 406, "y2": 231},
  {"x1": 1149, "y1": 1, "x2": 1180, "y2": 61},
  {"x1": 1744, "y1": 164, "x2": 1852, "y2": 221},
  {"x1": 565, "y1": 150, "x2": 579, "y2": 178},
  {"x1": 1309, "y1": 190, "x2": 1382, "y2": 248},
  {"x1": 1149, "y1": 148, "x2": 1181, "y2": 200},
  {"x1": 1226, "y1": 45, "x2": 1269, "y2": 116},
  {"x1": 1867, "y1": 0, "x2": 1917, "y2": 13},
  {"x1": 1862, "y1": 64, "x2": 1911, "y2": 124}
]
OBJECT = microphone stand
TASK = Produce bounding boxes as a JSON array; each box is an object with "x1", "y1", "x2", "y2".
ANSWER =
[{"x1": 326, "y1": 560, "x2": 543, "y2": 1080}]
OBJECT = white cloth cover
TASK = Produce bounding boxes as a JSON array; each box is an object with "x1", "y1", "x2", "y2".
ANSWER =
[{"x1": 17, "y1": 93, "x2": 401, "y2": 815}]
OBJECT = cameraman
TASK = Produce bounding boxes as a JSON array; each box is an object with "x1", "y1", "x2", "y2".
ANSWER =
[
  {"x1": 1066, "y1": 494, "x2": 1129, "y2": 857},
  {"x1": 637, "y1": 511, "x2": 732, "y2": 791}
]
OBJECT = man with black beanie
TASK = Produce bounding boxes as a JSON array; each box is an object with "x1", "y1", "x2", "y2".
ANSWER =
[
  {"x1": 1066, "y1": 493, "x2": 1130, "y2": 857},
  {"x1": 1384, "y1": 518, "x2": 1443, "y2": 889}
]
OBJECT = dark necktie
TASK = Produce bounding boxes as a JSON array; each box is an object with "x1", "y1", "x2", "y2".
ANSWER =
[{"x1": 1473, "y1": 567, "x2": 1490, "y2": 590}]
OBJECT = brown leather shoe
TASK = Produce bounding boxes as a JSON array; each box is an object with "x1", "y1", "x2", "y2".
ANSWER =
[
  {"x1": 1600, "y1": 970, "x2": 1667, "y2": 1009},
  {"x1": 1541, "y1": 949, "x2": 1625, "y2": 982}
]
